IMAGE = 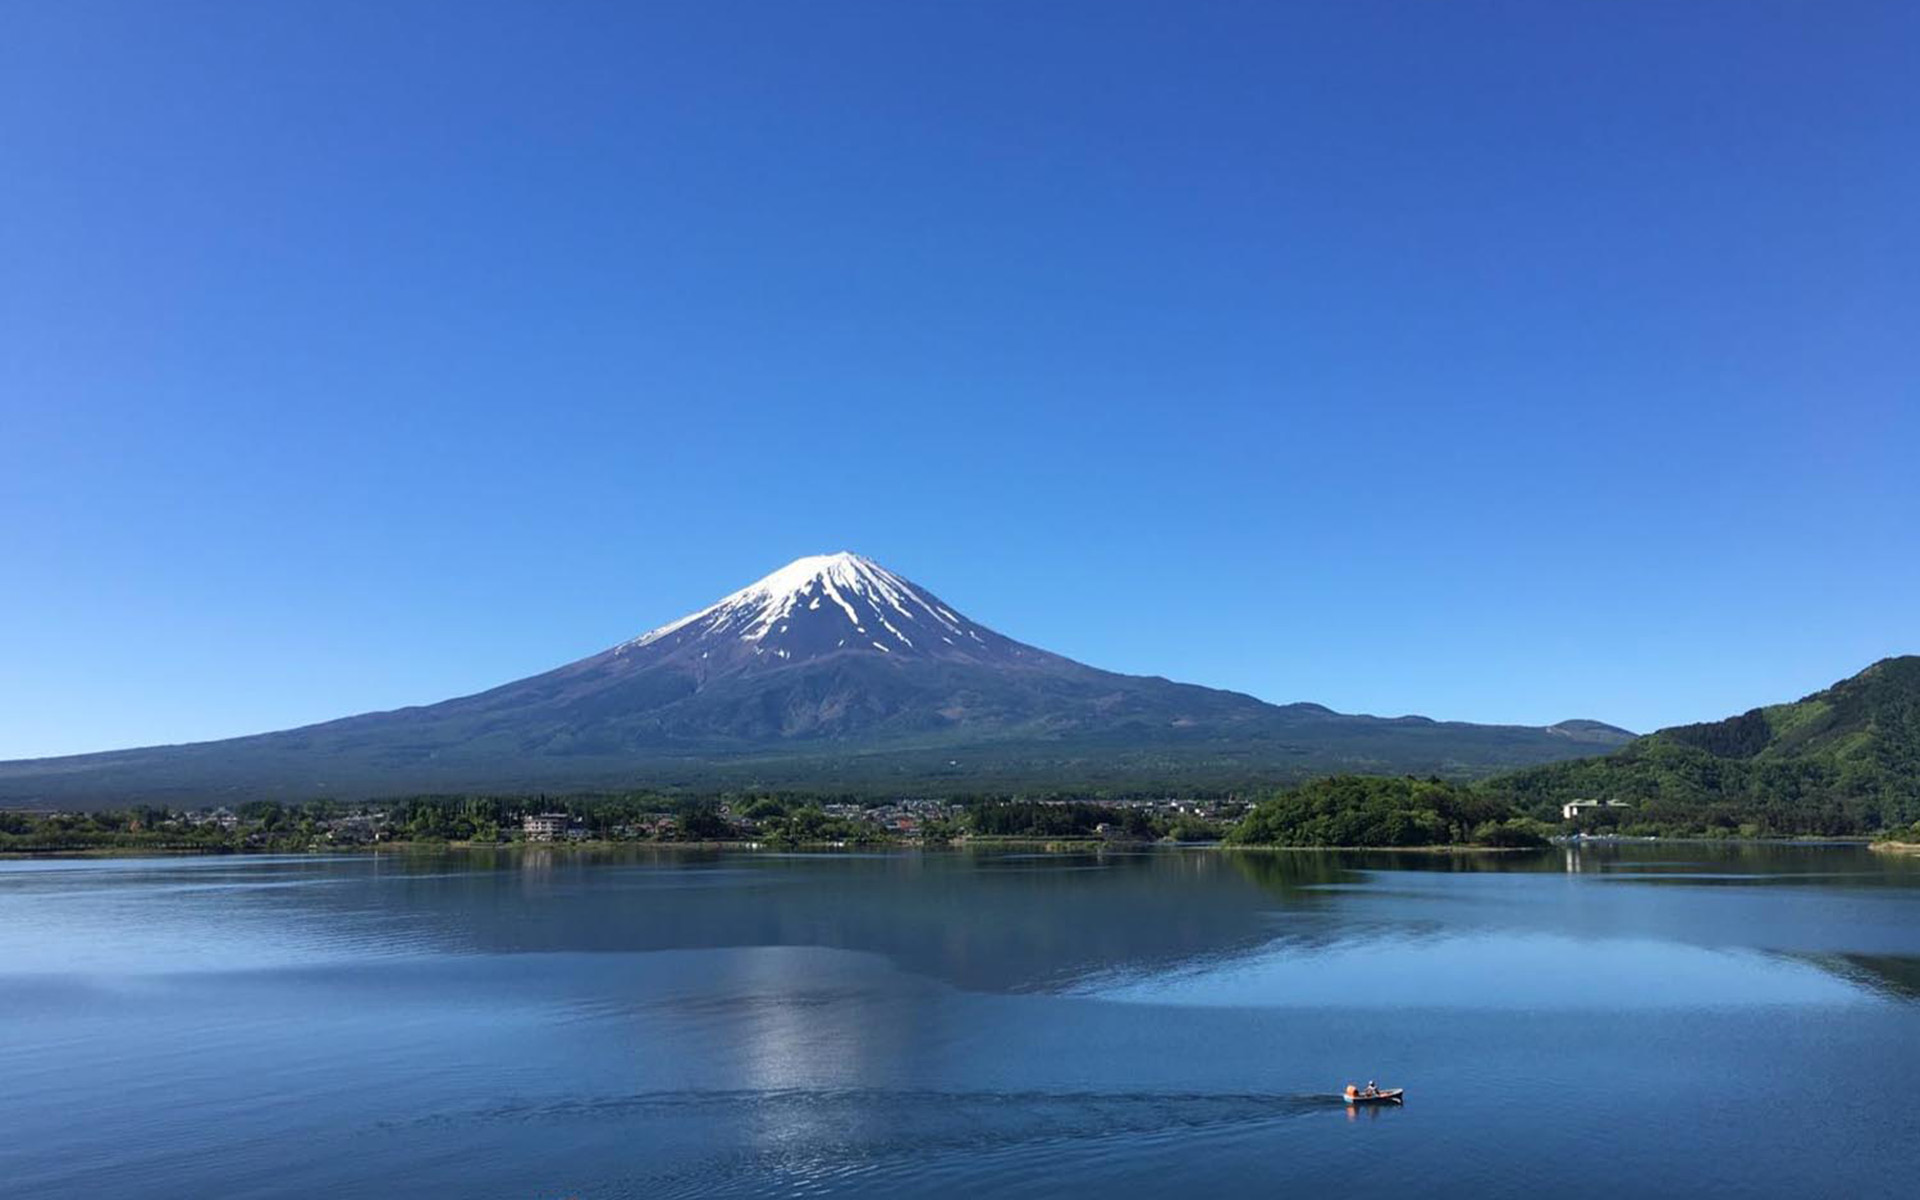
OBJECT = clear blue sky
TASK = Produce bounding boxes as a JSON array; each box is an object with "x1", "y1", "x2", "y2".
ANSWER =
[{"x1": 3, "y1": 1, "x2": 1916, "y2": 758}]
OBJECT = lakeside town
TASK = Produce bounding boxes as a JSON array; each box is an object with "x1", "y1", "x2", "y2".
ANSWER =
[
  {"x1": 0, "y1": 793, "x2": 1253, "y2": 854},
  {"x1": 12, "y1": 776, "x2": 1898, "y2": 857}
]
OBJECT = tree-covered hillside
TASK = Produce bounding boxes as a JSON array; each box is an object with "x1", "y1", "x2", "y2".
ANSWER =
[
  {"x1": 1224, "y1": 775, "x2": 1549, "y2": 847},
  {"x1": 1484, "y1": 657, "x2": 1920, "y2": 836}
]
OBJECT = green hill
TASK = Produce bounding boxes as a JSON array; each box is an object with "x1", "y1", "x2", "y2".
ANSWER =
[{"x1": 1485, "y1": 657, "x2": 1920, "y2": 837}]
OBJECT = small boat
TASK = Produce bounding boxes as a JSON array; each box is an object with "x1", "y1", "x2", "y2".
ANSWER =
[{"x1": 1342, "y1": 1087, "x2": 1404, "y2": 1104}]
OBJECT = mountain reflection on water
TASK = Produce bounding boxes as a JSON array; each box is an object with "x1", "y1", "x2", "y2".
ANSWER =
[{"x1": 3, "y1": 843, "x2": 1919, "y2": 1198}]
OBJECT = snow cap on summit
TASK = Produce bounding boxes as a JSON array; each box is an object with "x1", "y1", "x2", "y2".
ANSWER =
[{"x1": 620, "y1": 552, "x2": 992, "y2": 661}]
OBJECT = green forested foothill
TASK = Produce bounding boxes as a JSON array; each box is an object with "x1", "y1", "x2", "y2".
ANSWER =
[{"x1": 1483, "y1": 656, "x2": 1920, "y2": 838}]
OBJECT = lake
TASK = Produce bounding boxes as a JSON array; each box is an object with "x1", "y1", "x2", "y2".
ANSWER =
[{"x1": 3, "y1": 843, "x2": 1918, "y2": 1198}]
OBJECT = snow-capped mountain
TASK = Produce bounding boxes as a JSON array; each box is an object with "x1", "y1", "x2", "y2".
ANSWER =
[
  {"x1": 0, "y1": 552, "x2": 1635, "y2": 804},
  {"x1": 526, "y1": 551, "x2": 1209, "y2": 741},
  {"x1": 614, "y1": 552, "x2": 1056, "y2": 672}
]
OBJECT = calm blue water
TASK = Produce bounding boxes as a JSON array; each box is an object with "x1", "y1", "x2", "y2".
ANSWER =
[{"x1": 3, "y1": 844, "x2": 1918, "y2": 1198}]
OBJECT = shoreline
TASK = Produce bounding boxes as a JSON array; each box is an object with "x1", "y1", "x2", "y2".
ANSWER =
[
  {"x1": 12, "y1": 835, "x2": 1884, "y2": 862},
  {"x1": 0, "y1": 839, "x2": 1527, "y2": 860}
]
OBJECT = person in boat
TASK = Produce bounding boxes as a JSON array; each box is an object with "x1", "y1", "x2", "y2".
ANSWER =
[
  {"x1": 1344, "y1": 1083, "x2": 1358, "y2": 1099},
  {"x1": 1364, "y1": 1080, "x2": 1378, "y2": 1097}
]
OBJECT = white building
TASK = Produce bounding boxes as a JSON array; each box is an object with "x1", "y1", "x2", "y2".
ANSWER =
[{"x1": 1561, "y1": 799, "x2": 1632, "y2": 821}]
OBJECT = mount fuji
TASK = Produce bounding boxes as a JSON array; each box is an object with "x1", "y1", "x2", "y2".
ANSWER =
[{"x1": 0, "y1": 552, "x2": 1633, "y2": 804}]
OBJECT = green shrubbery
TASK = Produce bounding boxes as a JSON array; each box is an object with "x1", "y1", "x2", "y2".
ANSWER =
[{"x1": 1225, "y1": 776, "x2": 1536, "y2": 847}]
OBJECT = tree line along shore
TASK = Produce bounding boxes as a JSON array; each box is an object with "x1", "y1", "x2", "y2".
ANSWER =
[{"x1": 6, "y1": 771, "x2": 1917, "y2": 856}]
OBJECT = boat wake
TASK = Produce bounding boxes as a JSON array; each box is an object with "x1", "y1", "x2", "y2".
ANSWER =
[{"x1": 382, "y1": 1087, "x2": 1337, "y2": 1197}]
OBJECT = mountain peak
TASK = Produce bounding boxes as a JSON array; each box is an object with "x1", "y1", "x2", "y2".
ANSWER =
[
  {"x1": 741, "y1": 551, "x2": 889, "y2": 609},
  {"x1": 618, "y1": 552, "x2": 1012, "y2": 668}
]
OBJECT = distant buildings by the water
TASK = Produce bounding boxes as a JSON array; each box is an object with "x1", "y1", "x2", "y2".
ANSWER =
[
  {"x1": 3, "y1": 792, "x2": 1248, "y2": 853},
  {"x1": 1561, "y1": 798, "x2": 1633, "y2": 821},
  {"x1": 521, "y1": 812, "x2": 572, "y2": 842}
]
